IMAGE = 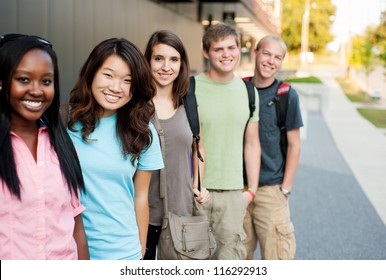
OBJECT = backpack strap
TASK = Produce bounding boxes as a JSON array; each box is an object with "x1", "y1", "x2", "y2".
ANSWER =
[
  {"x1": 242, "y1": 78, "x2": 256, "y2": 118},
  {"x1": 183, "y1": 76, "x2": 203, "y2": 163},
  {"x1": 275, "y1": 81, "x2": 290, "y2": 130},
  {"x1": 241, "y1": 78, "x2": 257, "y2": 186},
  {"x1": 183, "y1": 76, "x2": 204, "y2": 192},
  {"x1": 184, "y1": 76, "x2": 200, "y2": 141},
  {"x1": 274, "y1": 81, "x2": 290, "y2": 162}
]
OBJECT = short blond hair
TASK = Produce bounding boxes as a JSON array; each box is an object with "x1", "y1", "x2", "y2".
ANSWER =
[{"x1": 255, "y1": 35, "x2": 287, "y2": 57}]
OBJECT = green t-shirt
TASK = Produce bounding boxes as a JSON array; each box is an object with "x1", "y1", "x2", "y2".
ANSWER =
[{"x1": 195, "y1": 73, "x2": 259, "y2": 190}]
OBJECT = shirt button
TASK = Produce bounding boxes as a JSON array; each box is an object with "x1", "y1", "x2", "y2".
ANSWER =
[{"x1": 38, "y1": 161, "x2": 44, "y2": 167}]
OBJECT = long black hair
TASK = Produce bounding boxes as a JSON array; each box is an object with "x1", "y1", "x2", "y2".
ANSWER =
[{"x1": 0, "y1": 34, "x2": 84, "y2": 199}]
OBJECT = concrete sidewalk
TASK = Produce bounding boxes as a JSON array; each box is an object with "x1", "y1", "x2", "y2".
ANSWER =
[{"x1": 296, "y1": 71, "x2": 386, "y2": 226}]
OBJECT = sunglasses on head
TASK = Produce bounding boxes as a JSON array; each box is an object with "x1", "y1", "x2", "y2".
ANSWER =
[{"x1": 0, "y1": 34, "x2": 52, "y2": 48}]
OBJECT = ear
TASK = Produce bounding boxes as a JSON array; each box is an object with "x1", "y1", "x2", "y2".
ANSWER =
[
  {"x1": 252, "y1": 49, "x2": 257, "y2": 59},
  {"x1": 203, "y1": 50, "x2": 209, "y2": 60}
]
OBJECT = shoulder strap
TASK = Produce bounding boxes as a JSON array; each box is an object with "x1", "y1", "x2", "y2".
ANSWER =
[
  {"x1": 275, "y1": 81, "x2": 290, "y2": 129},
  {"x1": 277, "y1": 81, "x2": 291, "y2": 96},
  {"x1": 242, "y1": 79, "x2": 256, "y2": 118},
  {"x1": 183, "y1": 76, "x2": 203, "y2": 192},
  {"x1": 275, "y1": 80, "x2": 291, "y2": 162},
  {"x1": 183, "y1": 76, "x2": 200, "y2": 140}
]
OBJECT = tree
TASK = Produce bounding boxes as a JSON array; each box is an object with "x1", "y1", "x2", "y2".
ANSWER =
[
  {"x1": 350, "y1": 33, "x2": 374, "y2": 75},
  {"x1": 371, "y1": 11, "x2": 386, "y2": 73},
  {"x1": 281, "y1": 0, "x2": 336, "y2": 53},
  {"x1": 349, "y1": 29, "x2": 376, "y2": 97}
]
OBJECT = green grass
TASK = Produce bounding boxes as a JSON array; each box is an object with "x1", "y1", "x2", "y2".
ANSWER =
[
  {"x1": 284, "y1": 76, "x2": 322, "y2": 83},
  {"x1": 357, "y1": 108, "x2": 386, "y2": 128},
  {"x1": 336, "y1": 76, "x2": 379, "y2": 103},
  {"x1": 336, "y1": 76, "x2": 386, "y2": 128},
  {"x1": 336, "y1": 77, "x2": 368, "y2": 102}
]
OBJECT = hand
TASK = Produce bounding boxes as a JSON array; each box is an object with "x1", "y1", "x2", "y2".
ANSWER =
[
  {"x1": 193, "y1": 187, "x2": 210, "y2": 204},
  {"x1": 280, "y1": 192, "x2": 289, "y2": 200},
  {"x1": 242, "y1": 190, "x2": 254, "y2": 205}
]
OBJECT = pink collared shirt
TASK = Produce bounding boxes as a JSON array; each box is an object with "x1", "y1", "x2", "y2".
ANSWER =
[{"x1": 0, "y1": 128, "x2": 85, "y2": 260}]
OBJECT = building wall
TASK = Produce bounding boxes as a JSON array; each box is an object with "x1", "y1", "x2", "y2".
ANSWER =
[{"x1": 0, "y1": 0, "x2": 204, "y2": 102}]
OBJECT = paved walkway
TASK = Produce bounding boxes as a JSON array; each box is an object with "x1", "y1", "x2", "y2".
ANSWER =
[
  {"x1": 293, "y1": 70, "x2": 386, "y2": 226},
  {"x1": 317, "y1": 71, "x2": 386, "y2": 226},
  {"x1": 292, "y1": 111, "x2": 386, "y2": 259},
  {"x1": 296, "y1": 70, "x2": 386, "y2": 259}
]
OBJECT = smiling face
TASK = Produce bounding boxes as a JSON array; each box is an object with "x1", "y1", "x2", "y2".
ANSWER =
[
  {"x1": 91, "y1": 55, "x2": 132, "y2": 118},
  {"x1": 9, "y1": 48, "x2": 55, "y2": 130},
  {"x1": 254, "y1": 39, "x2": 286, "y2": 83},
  {"x1": 150, "y1": 43, "x2": 181, "y2": 89},
  {"x1": 204, "y1": 35, "x2": 240, "y2": 79}
]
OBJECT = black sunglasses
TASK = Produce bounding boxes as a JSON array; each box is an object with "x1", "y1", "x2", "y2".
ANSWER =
[{"x1": 0, "y1": 34, "x2": 52, "y2": 48}]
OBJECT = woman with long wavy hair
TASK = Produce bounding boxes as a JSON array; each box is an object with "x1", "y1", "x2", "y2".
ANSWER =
[{"x1": 65, "y1": 38, "x2": 164, "y2": 260}]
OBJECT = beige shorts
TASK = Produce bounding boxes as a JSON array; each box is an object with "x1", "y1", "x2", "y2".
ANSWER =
[
  {"x1": 243, "y1": 185, "x2": 296, "y2": 260},
  {"x1": 196, "y1": 189, "x2": 247, "y2": 260}
]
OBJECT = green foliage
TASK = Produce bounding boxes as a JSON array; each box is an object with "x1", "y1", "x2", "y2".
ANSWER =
[
  {"x1": 371, "y1": 14, "x2": 386, "y2": 70},
  {"x1": 281, "y1": 0, "x2": 336, "y2": 52},
  {"x1": 349, "y1": 34, "x2": 374, "y2": 75},
  {"x1": 308, "y1": 0, "x2": 335, "y2": 51},
  {"x1": 347, "y1": 13, "x2": 385, "y2": 77},
  {"x1": 281, "y1": 0, "x2": 304, "y2": 51},
  {"x1": 350, "y1": 35, "x2": 371, "y2": 69}
]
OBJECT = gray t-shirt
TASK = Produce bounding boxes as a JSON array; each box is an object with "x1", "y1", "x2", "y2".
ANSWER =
[
  {"x1": 257, "y1": 79, "x2": 303, "y2": 186},
  {"x1": 149, "y1": 105, "x2": 195, "y2": 225}
]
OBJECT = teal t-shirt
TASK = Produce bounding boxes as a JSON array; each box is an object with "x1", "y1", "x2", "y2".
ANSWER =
[
  {"x1": 68, "y1": 114, "x2": 164, "y2": 260},
  {"x1": 195, "y1": 73, "x2": 259, "y2": 190}
]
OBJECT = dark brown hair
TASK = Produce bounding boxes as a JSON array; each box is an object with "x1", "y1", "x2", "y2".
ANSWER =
[
  {"x1": 202, "y1": 22, "x2": 240, "y2": 52},
  {"x1": 144, "y1": 30, "x2": 190, "y2": 109},
  {"x1": 68, "y1": 38, "x2": 156, "y2": 164}
]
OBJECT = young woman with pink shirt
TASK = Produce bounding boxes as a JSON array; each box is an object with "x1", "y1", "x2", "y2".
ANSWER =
[{"x1": 0, "y1": 34, "x2": 89, "y2": 260}]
